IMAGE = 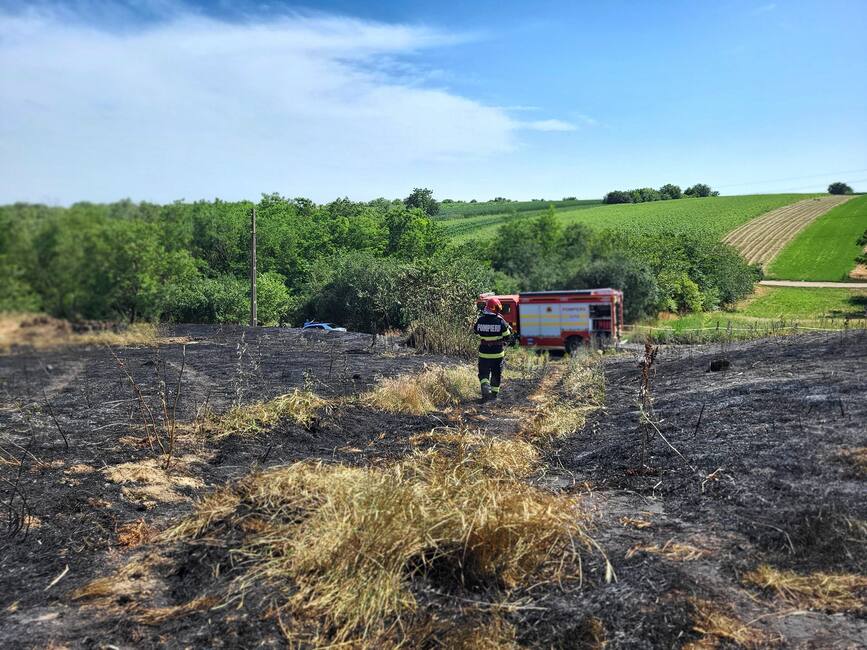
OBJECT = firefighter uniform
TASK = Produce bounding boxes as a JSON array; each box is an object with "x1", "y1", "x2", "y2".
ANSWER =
[{"x1": 474, "y1": 310, "x2": 512, "y2": 400}]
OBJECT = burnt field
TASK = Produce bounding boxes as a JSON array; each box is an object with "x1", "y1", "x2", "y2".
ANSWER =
[{"x1": 0, "y1": 326, "x2": 865, "y2": 648}]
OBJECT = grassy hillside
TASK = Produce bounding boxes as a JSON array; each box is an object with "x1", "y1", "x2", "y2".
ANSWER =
[
  {"x1": 766, "y1": 195, "x2": 867, "y2": 281},
  {"x1": 442, "y1": 194, "x2": 815, "y2": 242},
  {"x1": 636, "y1": 286, "x2": 867, "y2": 342}
]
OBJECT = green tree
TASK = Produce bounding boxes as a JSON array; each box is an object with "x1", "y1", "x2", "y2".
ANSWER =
[
  {"x1": 658, "y1": 184, "x2": 682, "y2": 200},
  {"x1": 828, "y1": 182, "x2": 853, "y2": 195},
  {"x1": 684, "y1": 183, "x2": 715, "y2": 198},
  {"x1": 403, "y1": 187, "x2": 440, "y2": 216}
]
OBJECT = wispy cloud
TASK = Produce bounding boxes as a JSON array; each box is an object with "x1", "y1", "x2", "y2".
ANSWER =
[
  {"x1": 523, "y1": 119, "x2": 577, "y2": 132},
  {"x1": 0, "y1": 6, "x2": 572, "y2": 203}
]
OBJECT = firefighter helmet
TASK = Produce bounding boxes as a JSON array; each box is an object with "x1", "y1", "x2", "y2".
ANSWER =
[{"x1": 485, "y1": 297, "x2": 502, "y2": 312}]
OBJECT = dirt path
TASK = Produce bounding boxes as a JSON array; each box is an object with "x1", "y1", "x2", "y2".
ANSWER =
[
  {"x1": 759, "y1": 279, "x2": 867, "y2": 288},
  {"x1": 723, "y1": 195, "x2": 853, "y2": 265}
]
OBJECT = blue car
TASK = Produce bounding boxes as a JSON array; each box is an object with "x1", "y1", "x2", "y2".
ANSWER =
[{"x1": 302, "y1": 321, "x2": 347, "y2": 332}]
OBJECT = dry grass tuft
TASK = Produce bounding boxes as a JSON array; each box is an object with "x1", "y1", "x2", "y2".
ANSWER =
[
  {"x1": 743, "y1": 564, "x2": 867, "y2": 612},
  {"x1": 626, "y1": 540, "x2": 709, "y2": 561},
  {"x1": 117, "y1": 519, "x2": 160, "y2": 547},
  {"x1": 134, "y1": 596, "x2": 219, "y2": 624},
  {"x1": 0, "y1": 313, "x2": 161, "y2": 352},
  {"x1": 364, "y1": 364, "x2": 478, "y2": 415},
  {"x1": 73, "y1": 553, "x2": 169, "y2": 609},
  {"x1": 104, "y1": 456, "x2": 203, "y2": 505},
  {"x1": 203, "y1": 389, "x2": 329, "y2": 439},
  {"x1": 434, "y1": 614, "x2": 520, "y2": 649},
  {"x1": 620, "y1": 516, "x2": 652, "y2": 529},
  {"x1": 520, "y1": 354, "x2": 604, "y2": 443},
  {"x1": 837, "y1": 446, "x2": 867, "y2": 477},
  {"x1": 162, "y1": 443, "x2": 608, "y2": 645},
  {"x1": 411, "y1": 427, "x2": 541, "y2": 478},
  {"x1": 688, "y1": 598, "x2": 772, "y2": 649}
]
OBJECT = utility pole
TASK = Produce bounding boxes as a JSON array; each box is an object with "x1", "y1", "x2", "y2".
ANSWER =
[{"x1": 250, "y1": 206, "x2": 257, "y2": 327}]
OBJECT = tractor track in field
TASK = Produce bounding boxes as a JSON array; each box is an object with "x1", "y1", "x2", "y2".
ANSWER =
[{"x1": 723, "y1": 194, "x2": 853, "y2": 266}]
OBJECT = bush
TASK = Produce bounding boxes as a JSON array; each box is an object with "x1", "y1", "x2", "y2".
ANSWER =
[
  {"x1": 630, "y1": 187, "x2": 661, "y2": 203},
  {"x1": 603, "y1": 191, "x2": 633, "y2": 204},
  {"x1": 571, "y1": 255, "x2": 659, "y2": 322},
  {"x1": 828, "y1": 182, "x2": 853, "y2": 195}
]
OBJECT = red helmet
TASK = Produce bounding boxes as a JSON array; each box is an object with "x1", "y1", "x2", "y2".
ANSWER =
[{"x1": 485, "y1": 297, "x2": 502, "y2": 312}]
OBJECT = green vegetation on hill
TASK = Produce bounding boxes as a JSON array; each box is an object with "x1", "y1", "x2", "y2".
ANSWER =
[
  {"x1": 636, "y1": 287, "x2": 867, "y2": 342},
  {"x1": 766, "y1": 195, "x2": 867, "y2": 281},
  {"x1": 437, "y1": 198, "x2": 601, "y2": 219},
  {"x1": 443, "y1": 194, "x2": 815, "y2": 242}
]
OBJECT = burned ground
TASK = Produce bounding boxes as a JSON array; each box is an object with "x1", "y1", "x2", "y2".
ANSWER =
[{"x1": 0, "y1": 327, "x2": 865, "y2": 648}]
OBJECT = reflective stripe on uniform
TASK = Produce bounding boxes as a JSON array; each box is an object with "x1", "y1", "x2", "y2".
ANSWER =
[
  {"x1": 490, "y1": 386, "x2": 500, "y2": 393},
  {"x1": 478, "y1": 351, "x2": 505, "y2": 359},
  {"x1": 480, "y1": 378, "x2": 490, "y2": 385}
]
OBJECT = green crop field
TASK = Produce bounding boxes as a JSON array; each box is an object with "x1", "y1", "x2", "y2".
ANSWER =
[
  {"x1": 766, "y1": 195, "x2": 867, "y2": 281},
  {"x1": 441, "y1": 194, "x2": 815, "y2": 242}
]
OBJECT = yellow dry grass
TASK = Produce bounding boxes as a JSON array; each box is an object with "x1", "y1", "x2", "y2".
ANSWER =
[
  {"x1": 202, "y1": 389, "x2": 328, "y2": 439},
  {"x1": 410, "y1": 427, "x2": 540, "y2": 478},
  {"x1": 520, "y1": 354, "x2": 604, "y2": 443},
  {"x1": 163, "y1": 438, "x2": 610, "y2": 646},
  {"x1": 117, "y1": 519, "x2": 160, "y2": 547},
  {"x1": 363, "y1": 364, "x2": 478, "y2": 415},
  {"x1": 626, "y1": 540, "x2": 709, "y2": 562},
  {"x1": 0, "y1": 313, "x2": 160, "y2": 352},
  {"x1": 838, "y1": 446, "x2": 867, "y2": 476},
  {"x1": 743, "y1": 564, "x2": 867, "y2": 612},
  {"x1": 103, "y1": 456, "x2": 203, "y2": 505},
  {"x1": 620, "y1": 516, "x2": 652, "y2": 529},
  {"x1": 688, "y1": 598, "x2": 771, "y2": 649}
]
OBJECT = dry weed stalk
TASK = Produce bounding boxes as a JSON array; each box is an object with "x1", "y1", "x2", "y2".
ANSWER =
[
  {"x1": 108, "y1": 345, "x2": 186, "y2": 468},
  {"x1": 743, "y1": 564, "x2": 867, "y2": 612}
]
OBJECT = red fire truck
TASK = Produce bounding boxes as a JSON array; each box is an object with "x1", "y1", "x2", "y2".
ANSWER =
[{"x1": 478, "y1": 288, "x2": 624, "y2": 352}]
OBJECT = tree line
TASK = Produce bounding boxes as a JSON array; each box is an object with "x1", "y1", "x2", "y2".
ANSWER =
[
  {"x1": 603, "y1": 183, "x2": 718, "y2": 204},
  {"x1": 0, "y1": 189, "x2": 759, "y2": 332}
]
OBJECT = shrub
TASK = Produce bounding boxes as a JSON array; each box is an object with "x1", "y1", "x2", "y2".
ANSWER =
[
  {"x1": 603, "y1": 190, "x2": 633, "y2": 204},
  {"x1": 828, "y1": 182, "x2": 853, "y2": 195}
]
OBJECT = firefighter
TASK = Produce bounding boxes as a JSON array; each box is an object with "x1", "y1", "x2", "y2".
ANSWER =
[{"x1": 474, "y1": 296, "x2": 512, "y2": 401}]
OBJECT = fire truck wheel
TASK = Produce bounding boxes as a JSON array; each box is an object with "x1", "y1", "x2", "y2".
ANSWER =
[{"x1": 565, "y1": 336, "x2": 583, "y2": 355}]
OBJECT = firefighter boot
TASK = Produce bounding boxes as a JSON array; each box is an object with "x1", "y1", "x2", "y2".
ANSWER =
[
  {"x1": 480, "y1": 381, "x2": 492, "y2": 402},
  {"x1": 490, "y1": 387, "x2": 499, "y2": 400}
]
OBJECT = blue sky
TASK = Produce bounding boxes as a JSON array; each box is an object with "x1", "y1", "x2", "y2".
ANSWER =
[{"x1": 1, "y1": 0, "x2": 865, "y2": 205}]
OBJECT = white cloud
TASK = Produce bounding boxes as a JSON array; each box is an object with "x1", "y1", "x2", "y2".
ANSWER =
[
  {"x1": 523, "y1": 119, "x2": 576, "y2": 132},
  {"x1": 0, "y1": 8, "x2": 573, "y2": 204}
]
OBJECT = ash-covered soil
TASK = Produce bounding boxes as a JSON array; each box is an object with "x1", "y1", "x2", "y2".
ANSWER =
[
  {"x1": 536, "y1": 330, "x2": 867, "y2": 648},
  {"x1": 0, "y1": 327, "x2": 865, "y2": 648}
]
